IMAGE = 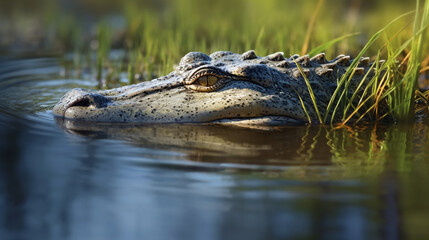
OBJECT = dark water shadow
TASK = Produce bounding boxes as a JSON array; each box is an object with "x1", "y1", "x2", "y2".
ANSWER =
[
  {"x1": 1, "y1": 55, "x2": 429, "y2": 239},
  {"x1": 55, "y1": 118, "x2": 340, "y2": 167},
  {"x1": 54, "y1": 118, "x2": 429, "y2": 173}
]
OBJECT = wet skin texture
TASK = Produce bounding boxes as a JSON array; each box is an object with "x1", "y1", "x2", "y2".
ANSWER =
[{"x1": 53, "y1": 50, "x2": 374, "y2": 125}]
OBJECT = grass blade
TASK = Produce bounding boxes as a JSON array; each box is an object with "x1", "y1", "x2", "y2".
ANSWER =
[
  {"x1": 323, "y1": 10, "x2": 415, "y2": 123},
  {"x1": 293, "y1": 59, "x2": 323, "y2": 123},
  {"x1": 308, "y1": 33, "x2": 360, "y2": 57},
  {"x1": 301, "y1": 0, "x2": 325, "y2": 55}
]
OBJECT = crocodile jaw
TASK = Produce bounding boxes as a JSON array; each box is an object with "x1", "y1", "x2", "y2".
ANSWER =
[{"x1": 53, "y1": 78, "x2": 307, "y2": 124}]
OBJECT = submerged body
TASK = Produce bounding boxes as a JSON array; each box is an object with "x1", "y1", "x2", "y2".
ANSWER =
[{"x1": 53, "y1": 50, "x2": 374, "y2": 125}]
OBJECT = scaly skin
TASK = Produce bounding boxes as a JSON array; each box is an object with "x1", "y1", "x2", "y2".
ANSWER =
[{"x1": 53, "y1": 50, "x2": 375, "y2": 125}]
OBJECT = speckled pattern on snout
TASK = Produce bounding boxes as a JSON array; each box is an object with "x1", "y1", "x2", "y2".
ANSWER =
[{"x1": 53, "y1": 50, "x2": 375, "y2": 124}]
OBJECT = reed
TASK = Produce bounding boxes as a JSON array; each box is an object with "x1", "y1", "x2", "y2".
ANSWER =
[
  {"x1": 302, "y1": 0, "x2": 428, "y2": 125},
  {"x1": 22, "y1": 0, "x2": 427, "y2": 123},
  {"x1": 323, "y1": 10, "x2": 415, "y2": 124},
  {"x1": 389, "y1": 0, "x2": 429, "y2": 122},
  {"x1": 95, "y1": 22, "x2": 111, "y2": 85}
]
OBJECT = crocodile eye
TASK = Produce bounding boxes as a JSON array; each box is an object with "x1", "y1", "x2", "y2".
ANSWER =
[
  {"x1": 186, "y1": 74, "x2": 226, "y2": 92},
  {"x1": 196, "y1": 75, "x2": 218, "y2": 86},
  {"x1": 207, "y1": 75, "x2": 218, "y2": 86},
  {"x1": 184, "y1": 67, "x2": 229, "y2": 92}
]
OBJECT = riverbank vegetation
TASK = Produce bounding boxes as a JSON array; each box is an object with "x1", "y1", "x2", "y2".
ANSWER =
[{"x1": 1, "y1": 0, "x2": 428, "y2": 124}]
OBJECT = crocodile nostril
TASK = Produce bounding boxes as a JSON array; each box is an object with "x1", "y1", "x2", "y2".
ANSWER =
[
  {"x1": 69, "y1": 98, "x2": 92, "y2": 108},
  {"x1": 53, "y1": 88, "x2": 110, "y2": 116}
]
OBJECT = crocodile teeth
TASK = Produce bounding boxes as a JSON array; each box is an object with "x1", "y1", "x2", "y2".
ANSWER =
[
  {"x1": 359, "y1": 57, "x2": 370, "y2": 67},
  {"x1": 292, "y1": 68, "x2": 310, "y2": 78},
  {"x1": 310, "y1": 53, "x2": 326, "y2": 63},
  {"x1": 315, "y1": 67, "x2": 333, "y2": 77},
  {"x1": 267, "y1": 52, "x2": 285, "y2": 61},
  {"x1": 241, "y1": 50, "x2": 258, "y2": 60}
]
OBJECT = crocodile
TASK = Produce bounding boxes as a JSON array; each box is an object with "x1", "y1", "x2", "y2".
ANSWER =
[{"x1": 53, "y1": 50, "x2": 375, "y2": 125}]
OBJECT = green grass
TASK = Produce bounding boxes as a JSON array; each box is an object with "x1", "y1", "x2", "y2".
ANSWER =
[
  {"x1": 2, "y1": 0, "x2": 428, "y2": 123},
  {"x1": 291, "y1": 0, "x2": 429, "y2": 124},
  {"x1": 121, "y1": 0, "x2": 428, "y2": 124},
  {"x1": 389, "y1": 0, "x2": 429, "y2": 122},
  {"x1": 107, "y1": 0, "x2": 425, "y2": 78},
  {"x1": 293, "y1": 58, "x2": 323, "y2": 123},
  {"x1": 325, "y1": 9, "x2": 419, "y2": 124}
]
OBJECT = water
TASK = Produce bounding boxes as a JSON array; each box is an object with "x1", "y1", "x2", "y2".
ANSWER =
[{"x1": 0, "y1": 56, "x2": 429, "y2": 240}]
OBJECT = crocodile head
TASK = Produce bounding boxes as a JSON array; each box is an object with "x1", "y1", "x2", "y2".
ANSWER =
[{"x1": 54, "y1": 50, "x2": 347, "y2": 125}]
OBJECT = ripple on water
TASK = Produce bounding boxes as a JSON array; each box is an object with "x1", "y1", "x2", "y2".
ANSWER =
[
  {"x1": 1, "y1": 54, "x2": 429, "y2": 240},
  {"x1": 0, "y1": 57, "x2": 97, "y2": 113},
  {"x1": 0, "y1": 54, "x2": 428, "y2": 172}
]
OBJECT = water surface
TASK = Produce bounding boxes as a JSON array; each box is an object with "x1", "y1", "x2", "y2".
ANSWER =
[{"x1": 0, "y1": 56, "x2": 428, "y2": 239}]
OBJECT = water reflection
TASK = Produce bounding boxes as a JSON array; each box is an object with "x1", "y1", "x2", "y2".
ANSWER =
[
  {"x1": 0, "y1": 116, "x2": 383, "y2": 239},
  {"x1": 56, "y1": 119, "x2": 336, "y2": 167},
  {"x1": 1, "y1": 56, "x2": 429, "y2": 239},
  {"x1": 54, "y1": 118, "x2": 429, "y2": 173}
]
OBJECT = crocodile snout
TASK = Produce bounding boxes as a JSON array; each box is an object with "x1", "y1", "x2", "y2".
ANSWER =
[{"x1": 53, "y1": 88, "x2": 109, "y2": 117}]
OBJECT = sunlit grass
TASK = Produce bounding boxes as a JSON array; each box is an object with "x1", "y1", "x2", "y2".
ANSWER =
[
  {"x1": 293, "y1": 0, "x2": 429, "y2": 125},
  {"x1": 389, "y1": 0, "x2": 429, "y2": 122},
  {"x1": 324, "y1": 10, "x2": 415, "y2": 124},
  {"x1": 301, "y1": 0, "x2": 325, "y2": 55},
  {"x1": 293, "y1": 59, "x2": 323, "y2": 123},
  {"x1": 119, "y1": 0, "x2": 427, "y2": 124},
  {"x1": 116, "y1": 0, "x2": 421, "y2": 78},
  {"x1": 96, "y1": 22, "x2": 111, "y2": 84},
  {"x1": 5, "y1": 0, "x2": 427, "y2": 123}
]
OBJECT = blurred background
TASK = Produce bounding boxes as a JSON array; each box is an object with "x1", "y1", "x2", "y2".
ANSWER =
[
  {"x1": 0, "y1": 0, "x2": 419, "y2": 62},
  {"x1": 1, "y1": 1, "x2": 429, "y2": 240},
  {"x1": 1, "y1": 0, "x2": 424, "y2": 84}
]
